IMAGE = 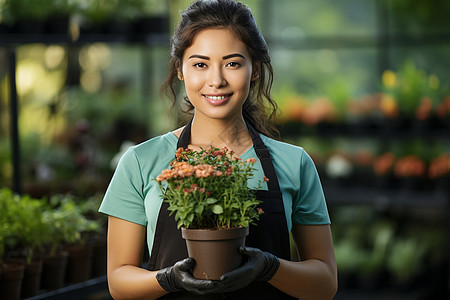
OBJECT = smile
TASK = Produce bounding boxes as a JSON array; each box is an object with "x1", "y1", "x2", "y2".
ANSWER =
[
  {"x1": 204, "y1": 95, "x2": 227, "y2": 100},
  {"x1": 203, "y1": 94, "x2": 232, "y2": 106}
]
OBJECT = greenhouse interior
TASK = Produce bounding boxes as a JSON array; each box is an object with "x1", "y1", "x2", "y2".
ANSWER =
[{"x1": 0, "y1": 0, "x2": 449, "y2": 299}]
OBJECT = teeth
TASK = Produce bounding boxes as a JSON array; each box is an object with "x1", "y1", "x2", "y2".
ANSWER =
[{"x1": 205, "y1": 95, "x2": 226, "y2": 100}]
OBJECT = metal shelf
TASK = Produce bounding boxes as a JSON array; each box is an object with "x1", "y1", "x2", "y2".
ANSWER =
[
  {"x1": 324, "y1": 186, "x2": 448, "y2": 209},
  {"x1": 26, "y1": 275, "x2": 111, "y2": 300}
]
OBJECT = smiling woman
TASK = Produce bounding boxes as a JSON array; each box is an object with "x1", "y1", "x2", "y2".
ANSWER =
[
  {"x1": 180, "y1": 28, "x2": 254, "y2": 125},
  {"x1": 99, "y1": 1, "x2": 337, "y2": 299}
]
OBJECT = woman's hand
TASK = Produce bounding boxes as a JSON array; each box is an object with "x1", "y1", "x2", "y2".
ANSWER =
[
  {"x1": 156, "y1": 257, "x2": 217, "y2": 294},
  {"x1": 204, "y1": 246, "x2": 280, "y2": 293}
]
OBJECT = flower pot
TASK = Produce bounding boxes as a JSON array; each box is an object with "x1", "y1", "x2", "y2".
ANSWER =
[
  {"x1": 65, "y1": 244, "x2": 94, "y2": 284},
  {"x1": 41, "y1": 251, "x2": 68, "y2": 291},
  {"x1": 181, "y1": 227, "x2": 249, "y2": 280},
  {"x1": 0, "y1": 263, "x2": 25, "y2": 300},
  {"x1": 4, "y1": 257, "x2": 43, "y2": 297},
  {"x1": 21, "y1": 260, "x2": 43, "y2": 298}
]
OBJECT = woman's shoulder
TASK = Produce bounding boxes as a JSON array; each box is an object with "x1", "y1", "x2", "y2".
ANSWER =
[
  {"x1": 260, "y1": 134, "x2": 306, "y2": 157},
  {"x1": 126, "y1": 131, "x2": 178, "y2": 159}
]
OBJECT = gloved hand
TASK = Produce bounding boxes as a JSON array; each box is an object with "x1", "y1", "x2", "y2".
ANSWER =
[
  {"x1": 156, "y1": 257, "x2": 217, "y2": 295},
  {"x1": 213, "y1": 246, "x2": 280, "y2": 293}
]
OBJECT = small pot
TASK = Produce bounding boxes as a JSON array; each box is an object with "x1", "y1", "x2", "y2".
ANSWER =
[
  {"x1": 41, "y1": 251, "x2": 68, "y2": 291},
  {"x1": 0, "y1": 263, "x2": 25, "y2": 300},
  {"x1": 21, "y1": 260, "x2": 43, "y2": 298},
  {"x1": 65, "y1": 244, "x2": 93, "y2": 284},
  {"x1": 181, "y1": 227, "x2": 249, "y2": 280}
]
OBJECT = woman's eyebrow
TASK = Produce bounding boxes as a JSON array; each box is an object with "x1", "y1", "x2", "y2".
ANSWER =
[
  {"x1": 222, "y1": 53, "x2": 246, "y2": 60},
  {"x1": 188, "y1": 54, "x2": 209, "y2": 60},
  {"x1": 188, "y1": 53, "x2": 246, "y2": 60}
]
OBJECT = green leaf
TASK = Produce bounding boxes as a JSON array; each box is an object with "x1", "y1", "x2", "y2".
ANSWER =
[
  {"x1": 194, "y1": 205, "x2": 204, "y2": 214},
  {"x1": 211, "y1": 205, "x2": 224, "y2": 214},
  {"x1": 187, "y1": 213, "x2": 194, "y2": 223},
  {"x1": 206, "y1": 198, "x2": 218, "y2": 204}
]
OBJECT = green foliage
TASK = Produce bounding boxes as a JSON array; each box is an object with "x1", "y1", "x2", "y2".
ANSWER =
[
  {"x1": 75, "y1": 0, "x2": 150, "y2": 23},
  {"x1": 0, "y1": 188, "x2": 49, "y2": 264},
  {"x1": 0, "y1": 0, "x2": 71, "y2": 23},
  {"x1": 43, "y1": 194, "x2": 102, "y2": 255},
  {"x1": 156, "y1": 147, "x2": 264, "y2": 229},
  {"x1": 0, "y1": 188, "x2": 103, "y2": 261},
  {"x1": 387, "y1": 237, "x2": 427, "y2": 283},
  {"x1": 381, "y1": 60, "x2": 442, "y2": 115}
]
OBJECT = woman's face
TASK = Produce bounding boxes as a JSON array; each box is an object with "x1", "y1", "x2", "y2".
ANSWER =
[{"x1": 180, "y1": 28, "x2": 255, "y2": 122}]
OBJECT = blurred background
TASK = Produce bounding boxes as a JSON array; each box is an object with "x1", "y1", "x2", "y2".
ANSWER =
[{"x1": 0, "y1": 0, "x2": 448, "y2": 299}]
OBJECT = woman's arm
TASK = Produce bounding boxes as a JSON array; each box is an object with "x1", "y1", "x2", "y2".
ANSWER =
[
  {"x1": 268, "y1": 224, "x2": 338, "y2": 300},
  {"x1": 106, "y1": 216, "x2": 167, "y2": 300}
]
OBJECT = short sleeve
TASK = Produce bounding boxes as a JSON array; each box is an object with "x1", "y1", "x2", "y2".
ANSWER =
[
  {"x1": 292, "y1": 150, "x2": 330, "y2": 225},
  {"x1": 99, "y1": 147, "x2": 147, "y2": 226}
]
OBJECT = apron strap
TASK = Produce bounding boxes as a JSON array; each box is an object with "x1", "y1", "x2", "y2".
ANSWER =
[
  {"x1": 245, "y1": 122, "x2": 281, "y2": 192},
  {"x1": 177, "y1": 119, "x2": 192, "y2": 149}
]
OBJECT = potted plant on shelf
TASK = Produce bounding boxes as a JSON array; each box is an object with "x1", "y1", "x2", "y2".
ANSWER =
[
  {"x1": 4, "y1": 193, "x2": 49, "y2": 298},
  {"x1": 428, "y1": 153, "x2": 450, "y2": 193},
  {"x1": 0, "y1": 188, "x2": 25, "y2": 300},
  {"x1": 46, "y1": 195, "x2": 102, "y2": 284},
  {"x1": 372, "y1": 151, "x2": 396, "y2": 189},
  {"x1": 156, "y1": 147, "x2": 264, "y2": 280},
  {"x1": 386, "y1": 237, "x2": 427, "y2": 289},
  {"x1": 393, "y1": 155, "x2": 426, "y2": 191}
]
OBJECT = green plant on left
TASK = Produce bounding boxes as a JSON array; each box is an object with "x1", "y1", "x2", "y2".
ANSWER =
[{"x1": 0, "y1": 188, "x2": 49, "y2": 264}]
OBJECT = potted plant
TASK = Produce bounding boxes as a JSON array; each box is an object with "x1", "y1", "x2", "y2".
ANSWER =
[
  {"x1": 46, "y1": 195, "x2": 102, "y2": 284},
  {"x1": 358, "y1": 222, "x2": 394, "y2": 290},
  {"x1": 428, "y1": 153, "x2": 450, "y2": 193},
  {"x1": 0, "y1": 188, "x2": 25, "y2": 300},
  {"x1": 333, "y1": 238, "x2": 365, "y2": 289},
  {"x1": 393, "y1": 155, "x2": 426, "y2": 190},
  {"x1": 156, "y1": 147, "x2": 264, "y2": 279},
  {"x1": 372, "y1": 151, "x2": 396, "y2": 189},
  {"x1": 78, "y1": 194, "x2": 108, "y2": 277},
  {"x1": 5, "y1": 193, "x2": 49, "y2": 298},
  {"x1": 436, "y1": 96, "x2": 450, "y2": 128},
  {"x1": 386, "y1": 237, "x2": 427, "y2": 289}
]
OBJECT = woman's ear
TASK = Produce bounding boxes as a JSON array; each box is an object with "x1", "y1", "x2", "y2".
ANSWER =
[
  {"x1": 177, "y1": 69, "x2": 184, "y2": 81},
  {"x1": 251, "y1": 62, "x2": 261, "y2": 81}
]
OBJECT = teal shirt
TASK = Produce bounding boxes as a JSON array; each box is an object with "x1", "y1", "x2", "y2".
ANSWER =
[{"x1": 99, "y1": 132, "x2": 330, "y2": 255}]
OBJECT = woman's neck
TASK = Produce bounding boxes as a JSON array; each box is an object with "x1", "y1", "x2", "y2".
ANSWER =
[{"x1": 188, "y1": 115, "x2": 253, "y2": 157}]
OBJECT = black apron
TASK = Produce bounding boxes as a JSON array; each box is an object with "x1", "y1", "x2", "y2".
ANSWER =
[{"x1": 148, "y1": 120, "x2": 295, "y2": 299}]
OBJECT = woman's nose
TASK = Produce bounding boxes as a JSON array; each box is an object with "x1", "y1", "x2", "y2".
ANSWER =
[{"x1": 207, "y1": 67, "x2": 227, "y2": 88}]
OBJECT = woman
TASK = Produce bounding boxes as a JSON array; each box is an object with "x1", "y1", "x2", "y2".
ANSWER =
[{"x1": 99, "y1": 0, "x2": 337, "y2": 299}]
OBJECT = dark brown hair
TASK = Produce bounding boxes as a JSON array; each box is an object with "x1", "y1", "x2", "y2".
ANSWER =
[{"x1": 161, "y1": 0, "x2": 279, "y2": 138}]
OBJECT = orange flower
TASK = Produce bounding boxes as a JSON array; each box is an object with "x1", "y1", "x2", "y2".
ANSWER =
[
  {"x1": 393, "y1": 155, "x2": 426, "y2": 178},
  {"x1": 373, "y1": 152, "x2": 395, "y2": 176},
  {"x1": 428, "y1": 153, "x2": 450, "y2": 179}
]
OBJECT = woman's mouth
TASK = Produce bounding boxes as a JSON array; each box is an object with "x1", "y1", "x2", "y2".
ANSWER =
[{"x1": 203, "y1": 94, "x2": 232, "y2": 106}]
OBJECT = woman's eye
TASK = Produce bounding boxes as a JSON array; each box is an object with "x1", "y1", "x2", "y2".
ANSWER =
[
  {"x1": 193, "y1": 62, "x2": 207, "y2": 68},
  {"x1": 227, "y1": 62, "x2": 241, "y2": 68}
]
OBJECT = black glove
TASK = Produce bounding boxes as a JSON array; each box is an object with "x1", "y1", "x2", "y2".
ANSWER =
[
  {"x1": 213, "y1": 246, "x2": 280, "y2": 292},
  {"x1": 156, "y1": 257, "x2": 217, "y2": 295}
]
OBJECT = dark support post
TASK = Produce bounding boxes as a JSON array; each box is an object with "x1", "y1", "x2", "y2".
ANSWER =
[
  {"x1": 8, "y1": 48, "x2": 21, "y2": 194},
  {"x1": 375, "y1": 0, "x2": 390, "y2": 75}
]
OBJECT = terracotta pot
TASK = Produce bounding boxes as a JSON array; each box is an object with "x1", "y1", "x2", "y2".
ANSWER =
[
  {"x1": 0, "y1": 263, "x2": 25, "y2": 300},
  {"x1": 181, "y1": 227, "x2": 249, "y2": 280},
  {"x1": 41, "y1": 251, "x2": 68, "y2": 290},
  {"x1": 65, "y1": 244, "x2": 93, "y2": 284},
  {"x1": 21, "y1": 260, "x2": 43, "y2": 298}
]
